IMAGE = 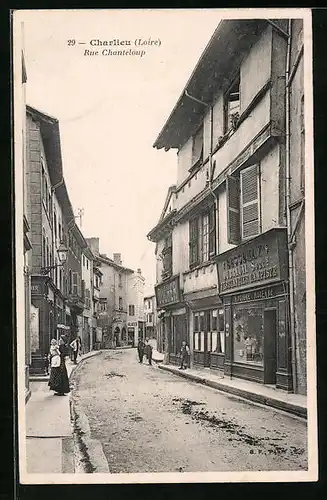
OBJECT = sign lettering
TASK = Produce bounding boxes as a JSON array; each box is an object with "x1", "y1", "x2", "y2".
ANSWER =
[
  {"x1": 155, "y1": 276, "x2": 180, "y2": 308},
  {"x1": 216, "y1": 230, "x2": 287, "y2": 295}
]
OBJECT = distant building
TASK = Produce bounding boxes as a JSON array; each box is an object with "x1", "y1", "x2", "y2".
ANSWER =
[
  {"x1": 127, "y1": 269, "x2": 145, "y2": 345},
  {"x1": 144, "y1": 294, "x2": 157, "y2": 343}
]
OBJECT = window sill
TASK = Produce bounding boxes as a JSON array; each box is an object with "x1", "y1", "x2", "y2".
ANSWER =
[{"x1": 184, "y1": 259, "x2": 216, "y2": 276}]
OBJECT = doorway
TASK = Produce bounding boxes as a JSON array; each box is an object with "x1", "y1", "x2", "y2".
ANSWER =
[{"x1": 264, "y1": 308, "x2": 277, "y2": 384}]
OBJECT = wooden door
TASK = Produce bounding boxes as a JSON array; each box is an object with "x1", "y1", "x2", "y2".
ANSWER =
[{"x1": 264, "y1": 309, "x2": 277, "y2": 384}]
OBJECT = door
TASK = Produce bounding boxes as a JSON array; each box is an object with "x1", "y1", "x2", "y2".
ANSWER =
[
  {"x1": 264, "y1": 309, "x2": 277, "y2": 384},
  {"x1": 203, "y1": 310, "x2": 211, "y2": 367}
]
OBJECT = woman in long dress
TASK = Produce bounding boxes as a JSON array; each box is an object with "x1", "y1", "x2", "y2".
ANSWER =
[{"x1": 48, "y1": 337, "x2": 70, "y2": 396}]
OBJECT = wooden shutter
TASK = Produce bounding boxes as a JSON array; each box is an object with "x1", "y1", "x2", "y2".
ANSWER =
[
  {"x1": 227, "y1": 175, "x2": 240, "y2": 244},
  {"x1": 81, "y1": 280, "x2": 85, "y2": 299},
  {"x1": 189, "y1": 218, "x2": 199, "y2": 268},
  {"x1": 240, "y1": 164, "x2": 260, "y2": 239},
  {"x1": 72, "y1": 272, "x2": 78, "y2": 295}
]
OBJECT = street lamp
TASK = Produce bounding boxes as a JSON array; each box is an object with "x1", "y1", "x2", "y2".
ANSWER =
[{"x1": 41, "y1": 241, "x2": 68, "y2": 275}]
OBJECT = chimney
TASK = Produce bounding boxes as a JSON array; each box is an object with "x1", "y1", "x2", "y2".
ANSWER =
[
  {"x1": 113, "y1": 253, "x2": 122, "y2": 265},
  {"x1": 86, "y1": 237, "x2": 99, "y2": 256}
]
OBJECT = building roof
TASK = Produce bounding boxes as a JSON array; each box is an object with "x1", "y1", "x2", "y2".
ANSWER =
[
  {"x1": 26, "y1": 104, "x2": 64, "y2": 187},
  {"x1": 147, "y1": 208, "x2": 177, "y2": 243},
  {"x1": 159, "y1": 185, "x2": 176, "y2": 221},
  {"x1": 153, "y1": 19, "x2": 269, "y2": 151},
  {"x1": 97, "y1": 254, "x2": 134, "y2": 274}
]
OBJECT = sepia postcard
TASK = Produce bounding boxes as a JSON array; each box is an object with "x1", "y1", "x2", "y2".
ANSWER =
[{"x1": 12, "y1": 8, "x2": 317, "y2": 484}]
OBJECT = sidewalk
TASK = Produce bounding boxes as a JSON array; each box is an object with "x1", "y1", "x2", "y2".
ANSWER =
[
  {"x1": 26, "y1": 350, "x2": 101, "y2": 474},
  {"x1": 157, "y1": 362, "x2": 307, "y2": 419}
]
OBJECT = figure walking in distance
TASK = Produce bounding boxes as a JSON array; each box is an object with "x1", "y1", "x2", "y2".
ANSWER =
[
  {"x1": 145, "y1": 338, "x2": 153, "y2": 366},
  {"x1": 137, "y1": 338, "x2": 145, "y2": 363},
  {"x1": 48, "y1": 337, "x2": 70, "y2": 396},
  {"x1": 179, "y1": 340, "x2": 190, "y2": 370}
]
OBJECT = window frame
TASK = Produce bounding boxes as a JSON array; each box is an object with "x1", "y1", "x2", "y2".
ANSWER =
[
  {"x1": 240, "y1": 164, "x2": 261, "y2": 241},
  {"x1": 223, "y1": 74, "x2": 241, "y2": 134}
]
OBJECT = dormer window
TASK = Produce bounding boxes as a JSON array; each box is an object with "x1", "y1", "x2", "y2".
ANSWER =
[
  {"x1": 224, "y1": 76, "x2": 240, "y2": 133},
  {"x1": 191, "y1": 125, "x2": 203, "y2": 167}
]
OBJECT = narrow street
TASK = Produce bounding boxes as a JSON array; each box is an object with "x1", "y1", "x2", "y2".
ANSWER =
[{"x1": 71, "y1": 349, "x2": 307, "y2": 473}]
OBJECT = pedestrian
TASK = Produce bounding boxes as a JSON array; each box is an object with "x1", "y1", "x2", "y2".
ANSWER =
[
  {"x1": 70, "y1": 336, "x2": 80, "y2": 364},
  {"x1": 48, "y1": 337, "x2": 70, "y2": 396},
  {"x1": 137, "y1": 338, "x2": 145, "y2": 363},
  {"x1": 179, "y1": 340, "x2": 190, "y2": 370},
  {"x1": 145, "y1": 338, "x2": 153, "y2": 366}
]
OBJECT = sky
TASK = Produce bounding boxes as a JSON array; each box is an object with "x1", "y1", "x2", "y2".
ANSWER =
[{"x1": 19, "y1": 9, "x2": 220, "y2": 295}]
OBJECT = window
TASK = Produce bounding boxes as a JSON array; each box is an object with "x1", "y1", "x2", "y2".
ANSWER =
[
  {"x1": 224, "y1": 76, "x2": 240, "y2": 133},
  {"x1": 87, "y1": 259, "x2": 89, "y2": 270},
  {"x1": 129, "y1": 304, "x2": 135, "y2": 316},
  {"x1": 69, "y1": 269, "x2": 72, "y2": 294},
  {"x1": 119, "y1": 297, "x2": 123, "y2": 310},
  {"x1": 118, "y1": 274, "x2": 122, "y2": 287},
  {"x1": 162, "y1": 234, "x2": 172, "y2": 279},
  {"x1": 54, "y1": 211, "x2": 57, "y2": 241},
  {"x1": 300, "y1": 94, "x2": 305, "y2": 194},
  {"x1": 100, "y1": 299, "x2": 107, "y2": 312},
  {"x1": 189, "y1": 205, "x2": 216, "y2": 269},
  {"x1": 227, "y1": 164, "x2": 260, "y2": 243},
  {"x1": 72, "y1": 272, "x2": 78, "y2": 296},
  {"x1": 233, "y1": 305, "x2": 264, "y2": 365},
  {"x1": 191, "y1": 126, "x2": 203, "y2": 167}
]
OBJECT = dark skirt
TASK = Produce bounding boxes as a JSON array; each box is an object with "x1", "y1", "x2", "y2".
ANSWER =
[{"x1": 48, "y1": 362, "x2": 70, "y2": 394}]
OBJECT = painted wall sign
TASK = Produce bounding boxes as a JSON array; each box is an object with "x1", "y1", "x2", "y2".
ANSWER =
[
  {"x1": 155, "y1": 275, "x2": 180, "y2": 308},
  {"x1": 216, "y1": 229, "x2": 287, "y2": 295}
]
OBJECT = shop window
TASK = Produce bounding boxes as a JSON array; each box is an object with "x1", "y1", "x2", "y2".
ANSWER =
[
  {"x1": 210, "y1": 309, "x2": 225, "y2": 354},
  {"x1": 224, "y1": 76, "x2": 240, "y2": 134},
  {"x1": 233, "y1": 305, "x2": 264, "y2": 365},
  {"x1": 227, "y1": 164, "x2": 261, "y2": 244}
]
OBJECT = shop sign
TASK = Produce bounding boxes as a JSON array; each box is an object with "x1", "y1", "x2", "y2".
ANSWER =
[
  {"x1": 231, "y1": 285, "x2": 283, "y2": 303},
  {"x1": 216, "y1": 229, "x2": 287, "y2": 295},
  {"x1": 155, "y1": 276, "x2": 180, "y2": 308}
]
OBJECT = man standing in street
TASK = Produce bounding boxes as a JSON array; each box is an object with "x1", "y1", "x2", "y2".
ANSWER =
[
  {"x1": 179, "y1": 340, "x2": 190, "y2": 370},
  {"x1": 137, "y1": 338, "x2": 145, "y2": 363},
  {"x1": 145, "y1": 338, "x2": 153, "y2": 366}
]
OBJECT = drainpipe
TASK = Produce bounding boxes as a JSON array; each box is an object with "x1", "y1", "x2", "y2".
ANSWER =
[{"x1": 285, "y1": 19, "x2": 297, "y2": 393}]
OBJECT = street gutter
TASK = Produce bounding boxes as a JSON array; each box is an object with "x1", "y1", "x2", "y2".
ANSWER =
[
  {"x1": 69, "y1": 350, "x2": 111, "y2": 473},
  {"x1": 158, "y1": 364, "x2": 307, "y2": 420}
]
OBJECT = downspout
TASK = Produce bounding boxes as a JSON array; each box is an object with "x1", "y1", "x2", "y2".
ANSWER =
[{"x1": 285, "y1": 19, "x2": 297, "y2": 393}]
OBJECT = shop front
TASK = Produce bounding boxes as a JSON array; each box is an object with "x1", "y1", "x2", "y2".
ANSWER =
[
  {"x1": 184, "y1": 288, "x2": 224, "y2": 370},
  {"x1": 215, "y1": 228, "x2": 292, "y2": 391},
  {"x1": 155, "y1": 275, "x2": 186, "y2": 366}
]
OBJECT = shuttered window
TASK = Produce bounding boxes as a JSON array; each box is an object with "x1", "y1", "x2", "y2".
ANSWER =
[
  {"x1": 72, "y1": 272, "x2": 78, "y2": 295},
  {"x1": 189, "y1": 218, "x2": 199, "y2": 268},
  {"x1": 227, "y1": 175, "x2": 240, "y2": 244},
  {"x1": 240, "y1": 164, "x2": 260, "y2": 239},
  {"x1": 81, "y1": 280, "x2": 85, "y2": 299}
]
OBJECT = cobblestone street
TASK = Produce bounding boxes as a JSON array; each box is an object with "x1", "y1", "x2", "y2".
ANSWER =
[{"x1": 71, "y1": 349, "x2": 307, "y2": 473}]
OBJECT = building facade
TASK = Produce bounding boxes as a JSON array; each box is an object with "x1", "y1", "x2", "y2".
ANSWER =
[
  {"x1": 81, "y1": 245, "x2": 94, "y2": 353},
  {"x1": 148, "y1": 19, "x2": 306, "y2": 394},
  {"x1": 144, "y1": 294, "x2": 157, "y2": 342},
  {"x1": 27, "y1": 105, "x2": 87, "y2": 374},
  {"x1": 127, "y1": 269, "x2": 145, "y2": 345}
]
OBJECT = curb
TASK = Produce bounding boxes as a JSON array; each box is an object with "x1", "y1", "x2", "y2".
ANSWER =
[
  {"x1": 158, "y1": 365, "x2": 307, "y2": 420},
  {"x1": 69, "y1": 350, "x2": 110, "y2": 473}
]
